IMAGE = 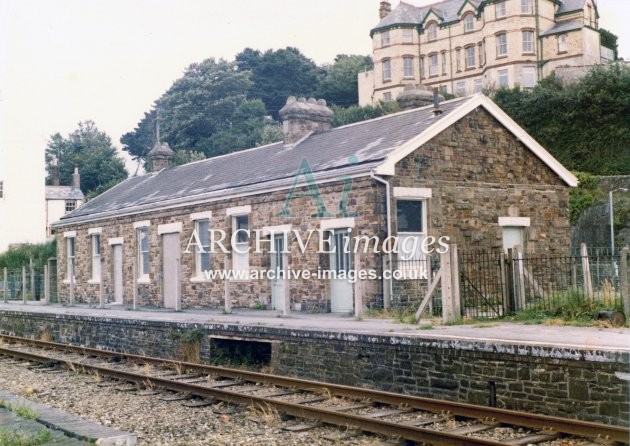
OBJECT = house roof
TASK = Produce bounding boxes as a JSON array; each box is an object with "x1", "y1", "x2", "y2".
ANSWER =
[
  {"x1": 540, "y1": 20, "x2": 584, "y2": 36},
  {"x1": 54, "y1": 94, "x2": 577, "y2": 227},
  {"x1": 371, "y1": 0, "x2": 481, "y2": 33},
  {"x1": 557, "y1": 0, "x2": 588, "y2": 15},
  {"x1": 45, "y1": 186, "x2": 84, "y2": 201}
]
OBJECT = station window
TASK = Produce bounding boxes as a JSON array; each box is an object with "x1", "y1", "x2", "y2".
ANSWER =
[
  {"x1": 396, "y1": 200, "x2": 427, "y2": 271},
  {"x1": 195, "y1": 219, "x2": 211, "y2": 276},
  {"x1": 137, "y1": 226, "x2": 150, "y2": 279},
  {"x1": 232, "y1": 215, "x2": 250, "y2": 273},
  {"x1": 91, "y1": 233, "x2": 101, "y2": 282},
  {"x1": 66, "y1": 237, "x2": 75, "y2": 281}
]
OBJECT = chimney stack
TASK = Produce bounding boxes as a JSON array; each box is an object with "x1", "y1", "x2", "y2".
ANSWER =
[
  {"x1": 147, "y1": 141, "x2": 175, "y2": 172},
  {"x1": 279, "y1": 97, "x2": 333, "y2": 145},
  {"x1": 396, "y1": 84, "x2": 443, "y2": 111},
  {"x1": 72, "y1": 166, "x2": 80, "y2": 190},
  {"x1": 379, "y1": 1, "x2": 392, "y2": 19},
  {"x1": 51, "y1": 155, "x2": 60, "y2": 186}
]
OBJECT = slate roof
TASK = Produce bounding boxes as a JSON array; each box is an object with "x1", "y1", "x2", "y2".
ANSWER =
[
  {"x1": 46, "y1": 186, "x2": 84, "y2": 201},
  {"x1": 56, "y1": 96, "x2": 472, "y2": 225},
  {"x1": 557, "y1": 0, "x2": 588, "y2": 14},
  {"x1": 540, "y1": 20, "x2": 584, "y2": 36}
]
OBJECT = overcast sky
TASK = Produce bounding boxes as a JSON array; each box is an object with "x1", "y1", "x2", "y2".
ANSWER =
[{"x1": 1, "y1": 0, "x2": 628, "y2": 174}]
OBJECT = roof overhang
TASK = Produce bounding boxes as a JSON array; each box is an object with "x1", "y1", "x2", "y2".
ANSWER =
[{"x1": 374, "y1": 94, "x2": 578, "y2": 187}]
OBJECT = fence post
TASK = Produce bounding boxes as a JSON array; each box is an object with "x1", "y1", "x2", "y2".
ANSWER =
[
  {"x1": 449, "y1": 244, "x2": 461, "y2": 318},
  {"x1": 44, "y1": 265, "x2": 49, "y2": 304},
  {"x1": 621, "y1": 247, "x2": 630, "y2": 317},
  {"x1": 132, "y1": 259, "x2": 137, "y2": 311},
  {"x1": 382, "y1": 256, "x2": 391, "y2": 310},
  {"x1": 3, "y1": 267, "x2": 7, "y2": 303},
  {"x1": 22, "y1": 266, "x2": 27, "y2": 304},
  {"x1": 581, "y1": 243, "x2": 593, "y2": 299},
  {"x1": 282, "y1": 253, "x2": 290, "y2": 317},
  {"x1": 99, "y1": 257, "x2": 105, "y2": 309},
  {"x1": 441, "y1": 249, "x2": 456, "y2": 323},
  {"x1": 354, "y1": 251, "x2": 363, "y2": 319},
  {"x1": 69, "y1": 272, "x2": 74, "y2": 306},
  {"x1": 514, "y1": 246, "x2": 526, "y2": 310},
  {"x1": 224, "y1": 254, "x2": 231, "y2": 314},
  {"x1": 29, "y1": 259, "x2": 35, "y2": 300}
]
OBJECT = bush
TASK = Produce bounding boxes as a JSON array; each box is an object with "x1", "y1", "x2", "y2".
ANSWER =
[{"x1": 0, "y1": 241, "x2": 56, "y2": 270}]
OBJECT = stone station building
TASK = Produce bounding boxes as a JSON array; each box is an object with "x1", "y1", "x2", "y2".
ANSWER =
[{"x1": 52, "y1": 93, "x2": 577, "y2": 312}]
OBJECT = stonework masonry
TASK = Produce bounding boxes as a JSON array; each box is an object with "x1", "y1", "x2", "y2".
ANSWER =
[{"x1": 0, "y1": 310, "x2": 626, "y2": 426}]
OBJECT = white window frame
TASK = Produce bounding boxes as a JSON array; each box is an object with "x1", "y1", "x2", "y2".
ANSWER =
[
  {"x1": 192, "y1": 218, "x2": 211, "y2": 279},
  {"x1": 381, "y1": 30, "x2": 390, "y2": 47},
  {"x1": 522, "y1": 30, "x2": 534, "y2": 53},
  {"x1": 395, "y1": 199, "x2": 428, "y2": 277},
  {"x1": 402, "y1": 28, "x2": 414, "y2": 43},
  {"x1": 496, "y1": 33, "x2": 508, "y2": 57},
  {"x1": 441, "y1": 52, "x2": 447, "y2": 75},
  {"x1": 427, "y1": 22, "x2": 437, "y2": 41},
  {"x1": 382, "y1": 59, "x2": 392, "y2": 81},
  {"x1": 496, "y1": 1, "x2": 507, "y2": 18},
  {"x1": 429, "y1": 54, "x2": 438, "y2": 76},
  {"x1": 558, "y1": 33, "x2": 567, "y2": 53},
  {"x1": 65, "y1": 200, "x2": 76, "y2": 213},
  {"x1": 403, "y1": 56, "x2": 414, "y2": 78},
  {"x1": 456, "y1": 81, "x2": 467, "y2": 97},
  {"x1": 90, "y1": 233, "x2": 101, "y2": 283},
  {"x1": 498, "y1": 69, "x2": 509, "y2": 87},
  {"x1": 63, "y1": 231, "x2": 76, "y2": 284},
  {"x1": 522, "y1": 66, "x2": 536, "y2": 88},
  {"x1": 136, "y1": 225, "x2": 150, "y2": 282},
  {"x1": 232, "y1": 214, "x2": 250, "y2": 275},
  {"x1": 465, "y1": 46, "x2": 476, "y2": 68},
  {"x1": 521, "y1": 0, "x2": 533, "y2": 14},
  {"x1": 464, "y1": 14, "x2": 474, "y2": 32}
]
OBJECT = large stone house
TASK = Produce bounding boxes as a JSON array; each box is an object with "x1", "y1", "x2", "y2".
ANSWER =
[
  {"x1": 359, "y1": 0, "x2": 606, "y2": 105},
  {"x1": 52, "y1": 94, "x2": 576, "y2": 311}
]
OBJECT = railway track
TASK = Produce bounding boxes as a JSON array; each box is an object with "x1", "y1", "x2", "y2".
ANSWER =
[{"x1": 0, "y1": 335, "x2": 627, "y2": 446}]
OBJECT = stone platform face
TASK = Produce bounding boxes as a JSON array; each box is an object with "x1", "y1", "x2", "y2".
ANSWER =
[{"x1": 0, "y1": 305, "x2": 628, "y2": 426}]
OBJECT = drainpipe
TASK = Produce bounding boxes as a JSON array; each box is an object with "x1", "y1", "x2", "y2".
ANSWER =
[
  {"x1": 370, "y1": 171, "x2": 393, "y2": 309},
  {"x1": 535, "y1": 0, "x2": 542, "y2": 81}
]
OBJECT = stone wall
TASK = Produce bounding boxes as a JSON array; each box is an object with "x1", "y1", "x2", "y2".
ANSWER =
[{"x1": 0, "y1": 310, "x2": 626, "y2": 426}]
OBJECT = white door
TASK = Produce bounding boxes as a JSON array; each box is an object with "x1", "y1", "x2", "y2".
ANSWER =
[
  {"x1": 112, "y1": 244, "x2": 123, "y2": 304},
  {"x1": 502, "y1": 227, "x2": 524, "y2": 253},
  {"x1": 330, "y1": 230, "x2": 353, "y2": 313},
  {"x1": 270, "y1": 234, "x2": 286, "y2": 310},
  {"x1": 162, "y1": 233, "x2": 180, "y2": 309}
]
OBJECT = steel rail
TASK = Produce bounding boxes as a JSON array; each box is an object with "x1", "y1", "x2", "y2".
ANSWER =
[
  {"x1": 0, "y1": 344, "x2": 506, "y2": 446},
  {"x1": 1, "y1": 335, "x2": 627, "y2": 444}
]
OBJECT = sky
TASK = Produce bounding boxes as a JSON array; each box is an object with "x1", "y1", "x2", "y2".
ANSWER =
[{"x1": 1, "y1": 0, "x2": 628, "y2": 175}]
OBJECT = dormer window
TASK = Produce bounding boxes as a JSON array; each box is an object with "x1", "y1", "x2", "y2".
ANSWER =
[
  {"x1": 427, "y1": 22, "x2": 437, "y2": 41},
  {"x1": 464, "y1": 14, "x2": 475, "y2": 32},
  {"x1": 381, "y1": 31, "x2": 390, "y2": 47},
  {"x1": 496, "y1": 1, "x2": 507, "y2": 18}
]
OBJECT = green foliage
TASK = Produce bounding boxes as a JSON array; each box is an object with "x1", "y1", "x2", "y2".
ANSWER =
[
  {"x1": 180, "y1": 328, "x2": 204, "y2": 344},
  {"x1": 172, "y1": 150, "x2": 206, "y2": 167},
  {"x1": 236, "y1": 47, "x2": 323, "y2": 119},
  {"x1": 0, "y1": 241, "x2": 56, "y2": 269},
  {"x1": 45, "y1": 121, "x2": 128, "y2": 197},
  {"x1": 569, "y1": 171, "x2": 598, "y2": 224},
  {"x1": 600, "y1": 28, "x2": 618, "y2": 60},
  {"x1": 0, "y1": 427, "x2": 51, "y2": 446},
  {"x1": 331, "y1": 101, "x2": 401, "y2": 127},
  {"x1": 491, "y1": 64, "x2": 630, "y2": 175},
  {"x1": 317, "y1": 54, "x2": 373, "y2": 107}
]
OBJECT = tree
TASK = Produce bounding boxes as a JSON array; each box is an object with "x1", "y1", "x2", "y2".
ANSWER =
[
  {"x1": 600, "y1": 28, "x2": 618, "y2": 60},
  {"x1": 318, "y1": 54, "x2": 373, "y2": 107},
  {"x1": 121, "y1": 58, "x2": 270, "y2": 162},
  {"x1": 45, "y1": 121, "x2": 128, "y2": 197},
  {"x1": 236, "y1": 47, "x2": 324, "y2": 118},
  {"x1": 491, "y1": 64, "x2": 630, "y2": 175},
  {"x1": 331, "y1": 101, "x2": 400, "y2": 128}
]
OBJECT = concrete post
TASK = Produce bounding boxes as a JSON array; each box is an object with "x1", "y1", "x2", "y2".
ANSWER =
[
  {"x1": 224, "y1": 254, "x2": 231, "y2": 314},
  {"x1": 621, "y1": 247, "x2": 629, "y2": 317},
  {"x1": 282, "y1": 253, "x2": 290, "y2": 317},
  {"x1": 581, "y1": 243, "x2": 593, "y2": 299},
  {"x1": 515, "y1": 246, "x2": 526, "y2": 310},
  {"x1": 175, "y1": 257, "x2": 181, "y2": 312},
  {"x1": 132, "y1": 260, "x2": 137, "y2": 311},
  {"x1": 382, "y1": 256, "x2": 391, "y2": 310},
  {"x1": 22, "y1": 266, "x2": 27, "y2": 304},
  {"x1": 29, "y1": 258, "x2": 34, "y2": 300},
  {"x1": 354, "y1": 251, "x2": 363, "y2": 319},
  {"x1": 99, "y1": 257, "x2": 105, "y2": 309},
  {"x1": 450, "y1": 244, "x2": 461, "y2": 318},
  {"x1": 69, "y1": 272, "x2": 74, "y2": 306},
  {"x1": 3, "y1": 267, "x2": 7, "y2": 303},
  {"x1": 441, "y1": 249, "x2": 455, "y2": 323},
  {"x1": 44, "y1": 265, "x2": 49, "y2": 304}
]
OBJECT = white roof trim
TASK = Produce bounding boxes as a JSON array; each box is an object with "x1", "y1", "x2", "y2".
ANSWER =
[
  {"x1": 108, "y1": 237, "x2": 124, "y2": 245},
  {"x1": 393, "y1": 187, "x2": 432, "y2": 199},
  {"x1": 375, "y1": 94, "x2": 578, "y2": 187},
  {"x1": 226, "y1": 205, "x2": 252, "y2": 216},
  {"x1": 158, "y1": 222, "x2": 183, "y2": 235},
  {"x1": 320, "y1": 218, "x2": 356, "y2": 231},
  {"x1": 499, "y1": 217, "x2": 531, "y2": 227}
]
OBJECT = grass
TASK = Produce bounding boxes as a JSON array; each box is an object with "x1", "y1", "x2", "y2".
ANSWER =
[
  {"x1": 0, "y1": 401, "x2": 39, "y2": 420},
  {"x1": 0, "y1": 427, "x2": 52, "y2": 446},
  {"x1": 364, "y1": 307, "x2": 418, "y2": 324}
]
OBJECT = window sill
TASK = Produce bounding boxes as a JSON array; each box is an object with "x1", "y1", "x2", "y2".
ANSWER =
[
  {"x1": 496, "y1": 55, "x2": 508, "y2": 59},
  {"x1": 87, "y1": 279, "x2": 101, "y2": 285},
  {"x1": 382, "y1": 79, "x2": 392, "y2": 83},
  {"x1": 402, "y1": 76, "x2": 415, "y2": 80},
  {"x1": 137, "y1": 277, "x2": 151, "y2": 285},
  {"x1": 522, "y1": 52, "x2": 535, "y2": 56},
  {"x1": 558, "y1": 50, "x2": 568, "y2": 55},
  {"x1": 190, "y1": 277, "x2": 212, "y2": 283},
  {"x1": 62, "y1": 278, "x2": 76, "y2": 285},
  {"x1": 465, "y1": 66, "x2": 477, "y2": 71}
]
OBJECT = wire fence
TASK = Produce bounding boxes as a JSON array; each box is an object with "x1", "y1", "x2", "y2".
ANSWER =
[{"x1": 0, "y1": 259, "x2": 58, "y2": 303}]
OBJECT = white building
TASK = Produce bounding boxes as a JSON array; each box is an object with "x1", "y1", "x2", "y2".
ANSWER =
[{"x1": 45, "y1": 167, "x2": 85, "y2": 237}]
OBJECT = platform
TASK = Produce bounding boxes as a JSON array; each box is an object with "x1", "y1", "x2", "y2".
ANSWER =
[{"x1": 0, "y1": 301, "x2": 628, "y2": 352}]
